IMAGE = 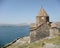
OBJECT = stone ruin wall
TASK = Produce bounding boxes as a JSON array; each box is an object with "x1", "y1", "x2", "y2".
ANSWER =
[{"x1": 30, "y1": 23, "x2": 50, "y2": 42}]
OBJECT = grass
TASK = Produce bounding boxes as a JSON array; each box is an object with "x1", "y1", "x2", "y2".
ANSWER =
[
  {"x1": 44, "y1": 36, "x2": 60, "y2": 44},
  {"x1": 18, "y1": 36, "x2": 60, "y2": 48}
]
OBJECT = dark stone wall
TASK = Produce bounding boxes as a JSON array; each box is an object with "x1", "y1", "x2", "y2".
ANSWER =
[
  {"x1": 30, "y1": 23, "x2": 50, "y2": 42},
  {"x1": 36, "y1": 16, "x2": 49, "y2": 26}
]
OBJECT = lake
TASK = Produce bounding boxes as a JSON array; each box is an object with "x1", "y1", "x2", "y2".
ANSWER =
[{"x1": 0, "y1": 26, "x2": 30, "y2": 47}]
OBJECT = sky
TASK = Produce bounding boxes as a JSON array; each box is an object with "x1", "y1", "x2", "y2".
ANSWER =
[{"x1": 0, "y1": 0, "x2": 60, "y2": 24}]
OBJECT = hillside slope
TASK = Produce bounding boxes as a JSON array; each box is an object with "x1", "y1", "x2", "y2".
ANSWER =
[{"x1": 3, "y1": 36, "x2": 60, "y2": 48}]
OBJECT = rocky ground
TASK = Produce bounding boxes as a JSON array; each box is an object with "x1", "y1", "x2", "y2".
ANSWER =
[
  {"x1": 2, "y1": 36, "x2": 60, "y2": 48},
  {"x1": 43, "y1": 43, "x2": 60, "y2": 48}
]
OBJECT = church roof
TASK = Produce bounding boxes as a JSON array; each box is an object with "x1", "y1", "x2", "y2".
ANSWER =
[{"x1": 37, "y1": 7, "x2": 48, "y2": 16}]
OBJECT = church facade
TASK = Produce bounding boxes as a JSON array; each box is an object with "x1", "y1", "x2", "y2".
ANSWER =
[{"x1": 30, "y1": 7, "x2": 59, "y2": 42}]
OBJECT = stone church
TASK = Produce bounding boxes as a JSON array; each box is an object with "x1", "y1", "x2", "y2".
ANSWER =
[{"x1": 30, "y1": 7, "x2": 59, "y2": 42}]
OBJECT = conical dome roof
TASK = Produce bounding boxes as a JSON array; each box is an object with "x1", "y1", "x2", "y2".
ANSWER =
[{"x1": 37, "y1": 7, "x2": 48, "y2": 16}]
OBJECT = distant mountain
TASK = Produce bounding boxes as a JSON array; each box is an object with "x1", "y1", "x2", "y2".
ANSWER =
[
  {"x1": 0, "y1": 24, "x2": 15, "y2": 26},
  {"x1": 0, "y1": 23, "x2": 29, "y2": 26},
  {"x1": 16, "y1": 23, "x2": 29, "y2": 26}
]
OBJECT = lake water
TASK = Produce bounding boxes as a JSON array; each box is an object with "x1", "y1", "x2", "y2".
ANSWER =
[{"x1": 0, "y1": 26, "x2": 30, "y2": 47}]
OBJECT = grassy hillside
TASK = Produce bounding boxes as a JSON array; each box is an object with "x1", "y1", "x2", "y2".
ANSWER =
[
  {"x1": 5, "y1": 36, "x2": 60, "y2": 48},
  {"x1": 18, "y1": 36, "x2": 60, "y2": 48}
]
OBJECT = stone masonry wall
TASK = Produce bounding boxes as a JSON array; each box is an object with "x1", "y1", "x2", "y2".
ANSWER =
[{"x1": 30, "y1": 23, "x2": 50, "y2": 42}]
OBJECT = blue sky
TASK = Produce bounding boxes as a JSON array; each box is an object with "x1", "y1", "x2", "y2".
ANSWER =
[{"x1": 0, "y1": 0, "x2": 60, "y2": 24}]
